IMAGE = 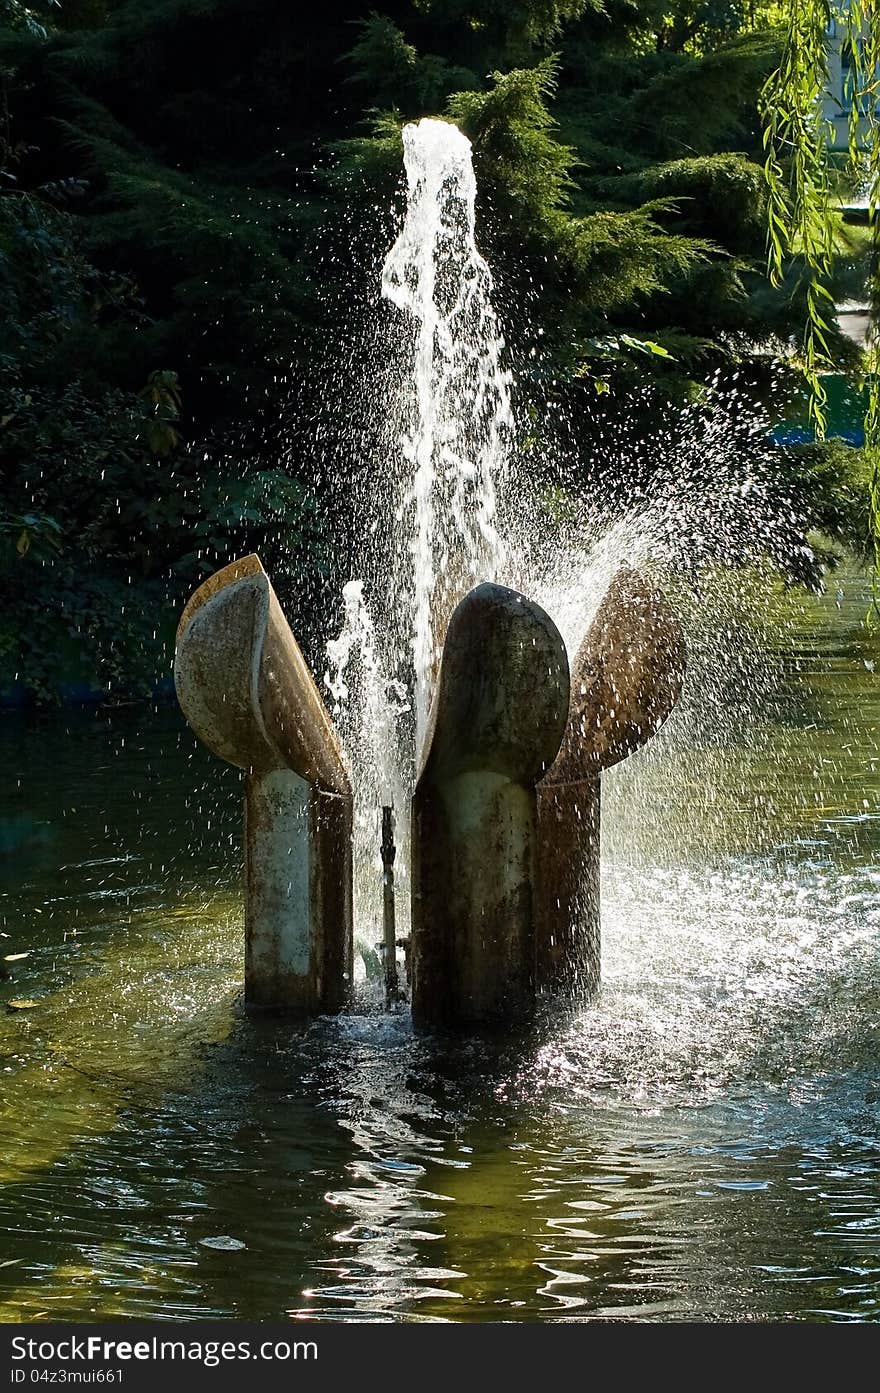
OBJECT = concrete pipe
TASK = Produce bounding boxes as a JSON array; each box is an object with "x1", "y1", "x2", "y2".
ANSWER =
[
  {"x1": 411, "y1": 582, "x2": 569, "y2": 1029},
  {"x1": 537, "y1": 566, "x2": 686, "y2": 998},
  {"x1": 174, "y1": 554, "x2": 353, "y2": 1014}
]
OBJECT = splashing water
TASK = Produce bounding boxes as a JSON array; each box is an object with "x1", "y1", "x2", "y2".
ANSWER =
[
  {"x1": 325, "y1": 582, "x2": 411, "y2": 950},
  {"x1": 381, "y1": 119, "x2": 512, "y2": 745},
  {"x1": 325, "y1": 118, "x2": 831, "y2": 969},
  {"x1": 326, "y1": 118, "x2": 515, "y2": 956}
]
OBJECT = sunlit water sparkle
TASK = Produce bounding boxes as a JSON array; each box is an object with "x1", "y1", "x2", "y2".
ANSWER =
[
  {"x1": 1, "y1": 573, "x2": 879, "y2": 1321},
  {"x1": 1, "y1": 122, "x2": 879, "y2": 1326}
]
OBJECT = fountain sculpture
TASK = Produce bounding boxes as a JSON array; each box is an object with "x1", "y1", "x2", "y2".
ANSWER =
[
  {"x1": 536, "y1": 567, "x2": 685, "y2": 999},
  {"x1": 174, "y1": 554, "x2": 352, "y2": 1013},
  {"x1": 409, "y1": 583, "x2": 569, "y2": 1028},
  {"x1": 174, "y1": 118, "x2": 687, "y2": 1027},
  {"x1": 175, "y1": 559, "x2": 683, "y2": 1024}
]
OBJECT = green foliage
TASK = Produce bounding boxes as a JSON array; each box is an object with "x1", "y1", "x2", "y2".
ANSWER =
[
  {"x1": 0, "y1": 122, "x2": 327, "y2": 699},
  {"x1": 760, "y1": 0, "x2": 880, "y2": 593},
  {"x1": 447, "y1": 58, "x2": 720, "y2": 356},
  {"x1": 791, "y1": 436, "x2": 873, "y2": 560},
  {"x1": 0, "y1": 1, "x2": 57, "y2": 37},
  {"x1": 760, "y1": 0, "x2": 835, "y2": 433},
  {"x1": 0, "y1": 508, "x2": 61, "y2": 562},
  {"x1": 618, "y1": 29, "x2": 784, "y2": 156},
  {"x1": 0, "y1": 0, "x2": 873, "y2": 698},
  {"x1": 448, "y1": 59, "x2": 577, "y2": 228},
  {"x1": 842, "y1": 1, "x2": 880, "y2": 590},
  {"x1": 613, "y1": 154, "x2": 768, "y2": 252},
  {"x1": 418, "y1": 0, "x2": 600, "y2": 57},
  {"x1": 346, "y1": 13, "x2": 478, "y2": 108}
]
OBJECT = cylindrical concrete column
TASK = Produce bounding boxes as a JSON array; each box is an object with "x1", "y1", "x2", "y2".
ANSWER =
[
  {"x1": 175, "y1": 554, "x2": 353, "y2": 1016},
  {"x1": 536, "y1": 565, "x2": 685, "y2": 1001},
  {"x1": 411, "y1": 582, "x2": 569, "y2": 1030},
  {"x1": 535, "y1": 776, "x2": 601, "y2": 997}
]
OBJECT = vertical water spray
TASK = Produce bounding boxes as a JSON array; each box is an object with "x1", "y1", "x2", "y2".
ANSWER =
[
  {"x1": 324, "y1": 119, "x2": 796, "y2": 986},
  {"x1": 326, "y1": 118, "x2": 516, "y2": 966},
  {"x1": 381, "y1": 117, "x2": 513, "y2": 747},
  {"x1": 324, "y1": 581, "x2": 410, "y2": 964}
]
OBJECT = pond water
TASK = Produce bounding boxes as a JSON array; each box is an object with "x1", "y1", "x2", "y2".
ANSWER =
[{"x1": 1, "y1": 569, "x2": 879, "y2": 1323}]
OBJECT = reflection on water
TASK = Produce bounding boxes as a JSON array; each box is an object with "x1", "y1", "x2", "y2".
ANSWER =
[{"x1": 1, "y1": 570, "x2": 879, "y2": 1322}]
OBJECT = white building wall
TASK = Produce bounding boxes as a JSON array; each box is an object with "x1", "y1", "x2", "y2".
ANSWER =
[{"x1": 822, "y1": 4, "x2": 876, "y2": 151}]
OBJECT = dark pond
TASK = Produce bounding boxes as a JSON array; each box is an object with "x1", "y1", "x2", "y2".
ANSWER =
[{"x1": 1, "y1": 570, "x2": 879, "y2": 1322}]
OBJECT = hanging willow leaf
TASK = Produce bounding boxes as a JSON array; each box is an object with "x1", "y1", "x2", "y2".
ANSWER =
[
  {"x1": 763, "y1": 0, "x2": 880, "y2": 599},
  {"x1": 760, "y1": 0, "x2": 836, "y2": 438},
  {"x1": 844, "y1": 1, "x2": 880, "y2": 601}
]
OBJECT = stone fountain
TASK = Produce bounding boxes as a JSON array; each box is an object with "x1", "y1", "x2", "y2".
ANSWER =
[
  {"x1": 174, "y1": 116, "x2": 686, "y2": 1027},
  {"x1": 175, "y1": 558, "x2": 683, "y2": 1025},
  {"x1": 174, "y1": 554, "x2": 352, "y2": 1013}
]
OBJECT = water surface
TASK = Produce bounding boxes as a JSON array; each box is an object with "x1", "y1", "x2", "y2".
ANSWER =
[{"x1": 1, "y1": 572, "x2": 879, "y2": 1322}]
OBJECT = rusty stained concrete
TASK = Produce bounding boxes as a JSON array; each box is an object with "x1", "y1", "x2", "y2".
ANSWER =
[
  {"x1": 175, "y1": 554, "x2": 353, "y2": 1015},
  {"x1": 536, "y1": 566, "x2": 686, "y2": 999},
  {"x1": 410, "y1": 582, "x2": 570, "y2": 1029}
]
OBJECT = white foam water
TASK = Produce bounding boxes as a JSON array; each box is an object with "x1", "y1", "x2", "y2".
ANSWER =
[
  {"x1": 326, "y1": 118, "x2": 514, "y2": 959},
  {"x1": 324, "y1": 120, "x2": 812, "y2": 970},
  {"x1": 381, "y1": 117, "x2": 511, "y2": 745}
]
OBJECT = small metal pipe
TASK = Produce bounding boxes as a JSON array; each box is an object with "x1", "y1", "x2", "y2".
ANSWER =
[{"x1": 381, "y1": 805, "x2": 398, "y2": 1004}]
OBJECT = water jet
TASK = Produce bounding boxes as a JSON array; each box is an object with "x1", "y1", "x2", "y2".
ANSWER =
[{"x1": 173, "y1": 120, "x2": 687, "y2": 1027}]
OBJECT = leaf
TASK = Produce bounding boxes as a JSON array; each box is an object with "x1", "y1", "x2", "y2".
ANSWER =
[
  {"x1": 199, "y1": 1235, "x2": 246, "y2": 1251},
  {"x1": 7, "y1": 999, "x2": 40, "y2": 1012},
  {"x1": 641, "y1": 340, "x2": 674, "y2": 359},
  {"x1": 618, "y1": 333, "x2": 674, "y2": 359},
  {"x1": 16, "y1": 531, "x2": 30, "y2": 557}
]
